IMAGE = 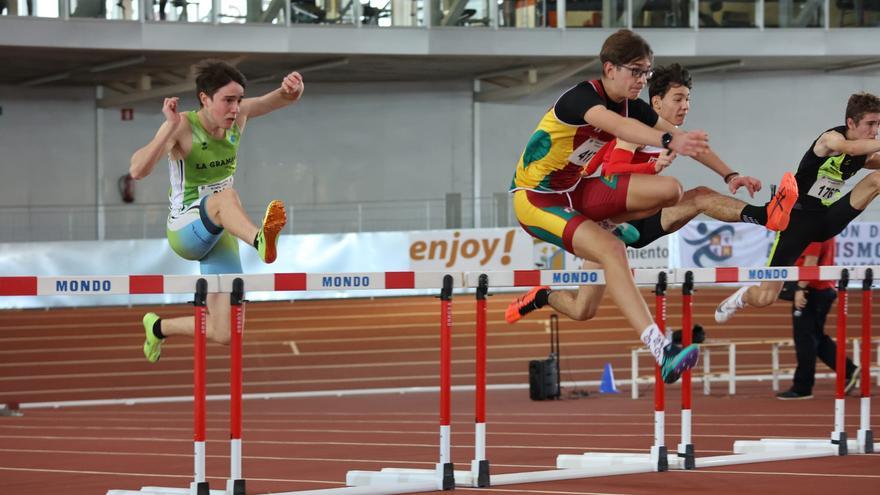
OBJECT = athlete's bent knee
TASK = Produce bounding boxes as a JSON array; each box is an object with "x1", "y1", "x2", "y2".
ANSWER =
[
  {"x1": 750, "y1": 286, "x2": 780, "y2": 308},
  {"x1": 570, "y1": 303, "x2": 599, "y2": 321},
  {"x1": 866, "y1": 171, "x2": 880, "y2": 192},
  {"x1": 659, "y1": 177, "x2": 684, "y2": 207}
]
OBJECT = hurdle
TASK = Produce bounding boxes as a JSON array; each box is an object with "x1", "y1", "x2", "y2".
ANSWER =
[
  {"x1": 109, "y1": 271, "x2": 463, "y2": 495},
  {"x1": 732, "y1": 267, "x2": 880, "y2": 457},
  {"x1": 461, "y1": 268, "x2": 680, "y2": 485},
  {"x1": 108, "y1": 276, "x2": 241, "y2": 495},
  {"x1": 0, "y1": 274, "x2": 227, "y2": 495},
  {"x1": 345, "y1": 273, "x2": 491, "y2": 489},
  {"x1": 556, "y1": 270, "x2": 682, "y2": 473}
]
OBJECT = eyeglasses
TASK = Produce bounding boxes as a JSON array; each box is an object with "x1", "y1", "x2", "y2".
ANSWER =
[{"x1": 617, "y1": 64, "x2": 654, "y2": 80}]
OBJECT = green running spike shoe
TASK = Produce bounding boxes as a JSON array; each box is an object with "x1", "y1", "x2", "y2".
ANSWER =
[{"x1": 142, "y1": 312, "x2": 162, "y2": 363}]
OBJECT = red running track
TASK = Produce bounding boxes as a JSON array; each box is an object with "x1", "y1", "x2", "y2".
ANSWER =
[{"x1": 1, "y1": 289, "x2": 879, "y2": 494}]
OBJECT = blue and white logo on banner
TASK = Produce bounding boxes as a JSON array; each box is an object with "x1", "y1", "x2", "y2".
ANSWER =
[{"x1": 679, "y1": 222, "x2": 775, "y2": 268}]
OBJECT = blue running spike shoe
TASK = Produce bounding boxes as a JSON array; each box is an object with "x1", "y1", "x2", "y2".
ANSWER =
[{"x1": 661, "y1": 343, "x2": 700, "y2": 384}]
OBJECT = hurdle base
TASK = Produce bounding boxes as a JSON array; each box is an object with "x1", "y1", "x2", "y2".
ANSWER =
[
  {"x1": 677, "y1": 443, "x2": 695, "y2": 470},
  {"x1": 695, "y1": 448, "x2": 836, "y2": 467},
  {"x1": 556, "y1": 452, "x2": 681, "y2": 472},
  {"x1": 490, "y1": 463, "x2": 656, "y2": 486},
  {"x1": 107, "y1": 486, "x2": 226, "y2": 495},
  {"x1": 734, "y1": 438, "x2": 879, "y2": 455},
  {"x1": 832, "y1": 431, "x2": 849, "y2": 456},
  {"x1": 652, "y1": 446, "x2": 668, "y2": 472},
  {"x1": 350, "y1": 465, "x2": 482, "y2": 488},
  {"x1": 137, "y1": 486, "x2": 225, "y2": 495},
  {"x1": 472, "y1": 459, "x2": 490, "y2": 487},
  {"x1": 191, "y1": 482, "x2": 210, "y2": 495},
  {"x1": 347, "y1": 463, "x2": 459, "y2": 490},
  {"x1": 226, "y1": 479, "x2": 246, "y2": 495},
  {"x1": 857, "y1": 429, "x2": 875, "y2": 454}
]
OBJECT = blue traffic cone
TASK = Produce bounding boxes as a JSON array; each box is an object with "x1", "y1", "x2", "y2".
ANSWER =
[{"x1": 599, "y1": 362, "x2": 619, "y2": 394}]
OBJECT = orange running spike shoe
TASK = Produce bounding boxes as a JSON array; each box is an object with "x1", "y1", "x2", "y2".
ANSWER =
[
  {"x1": 256, "y1": 200, "x2": 287, "y2": 264},
  {"x1": 505, "y1": 286, "x2": 549, "y2": 324},
  {"x1": 765, "y1": 172, "x2": 798, "y2": 231}
]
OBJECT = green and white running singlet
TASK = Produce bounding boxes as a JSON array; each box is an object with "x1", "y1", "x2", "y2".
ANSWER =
[
  {"x1": 166, "y1": 111, "x2": 243, "y2": 274},
  {"x1": 169, "y1": 111, "x2": 240, "y2": 216}
]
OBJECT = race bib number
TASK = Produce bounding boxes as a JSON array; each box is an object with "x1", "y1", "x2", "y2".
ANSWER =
[
  {"x1": 807, "y1": 175, "x2": 843, "y2": 204},
  {"x1": 198, "y1": 176, "x2": 234, "y2": 198},
  {"x1": 568, "y1": 137, "x2": 606, "y2": 166}
]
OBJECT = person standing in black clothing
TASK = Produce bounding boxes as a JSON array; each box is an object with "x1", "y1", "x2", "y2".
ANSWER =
[
  {"x1": 716, "y1": 92, "x2": 880, "y2": 322},
  {"x1": 777, "y1": 237, "x2": 859, "y2": 400}
]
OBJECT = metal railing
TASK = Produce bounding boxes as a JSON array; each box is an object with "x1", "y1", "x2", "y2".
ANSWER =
[{"x1": 1, "y1": 0, "x2": 876, "y2": 29}]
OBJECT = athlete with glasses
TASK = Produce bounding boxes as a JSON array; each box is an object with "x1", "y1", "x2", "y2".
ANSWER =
[
  {"x1": 508, "y1": 63, "x2": 797, "y2": 334},
  {"x1": 508, "y1": 29, "x2": 762, "y2": 384}
]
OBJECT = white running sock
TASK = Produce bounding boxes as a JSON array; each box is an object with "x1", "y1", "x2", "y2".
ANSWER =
[{"x1": 640, "y1": 323, "x2": 669, "y2": 365}]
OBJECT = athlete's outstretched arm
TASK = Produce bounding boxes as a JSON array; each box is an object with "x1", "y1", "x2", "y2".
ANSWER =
[
  {"x1": 584, "y1": 105, "x2": 708, "y2": 157},
  {"x1": 240, "y1": 72, "x2": 304, "y2": 123},
  {"x1": 818, "y1": 131, "x2": 880, "y2": 158},
  {"x1": 130, "y1": 97, "x2": 183, "y2": 180},
  {"x1": 691, "y1": 147, "x2": 761, "y2": 197}
]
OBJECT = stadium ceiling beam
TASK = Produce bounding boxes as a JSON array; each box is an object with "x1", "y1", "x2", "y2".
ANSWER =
[
  {"x1": 475, "y1": 59, "x2": 599, "y2": 103},
  {"x1": 97, "y1": 56, "x2": 249, "y2": 108},
  {"x1": 97, "y1": 56, "x2": 345, "y2": 108},
  {"x1": 825, "y1": 59, "x2": 880, "y2": 74},
  {"x1": 247, "y1": 58, "x2": 350, "y2": 84}
]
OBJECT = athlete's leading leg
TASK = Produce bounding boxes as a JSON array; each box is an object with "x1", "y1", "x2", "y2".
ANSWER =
[
  {"x1": 204, "y1": 188, "x2": 287, "y2": 263},
  {"x1": 568, "y1": 222, "x2": 699, "y2": 383},
  {"x1": 659, "y1": 172, "x2": 799, "y2": 236},
  {"x1": 847, "y1": 170, "x2": 880, "y2": 211}
]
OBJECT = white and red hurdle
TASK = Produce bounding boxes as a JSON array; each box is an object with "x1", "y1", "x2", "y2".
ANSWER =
[{"x1": 1, "y1": 265, "x2": 878, "y2": 495}]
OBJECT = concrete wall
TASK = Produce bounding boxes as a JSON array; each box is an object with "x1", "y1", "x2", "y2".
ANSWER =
[{"x1": 1, "y1": 71, "x2": 878, "y2": 242}]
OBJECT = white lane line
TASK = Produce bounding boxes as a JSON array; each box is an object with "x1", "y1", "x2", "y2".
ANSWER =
[{"x1": 288, "y1": 341, "x2": 301, "y2": 355}]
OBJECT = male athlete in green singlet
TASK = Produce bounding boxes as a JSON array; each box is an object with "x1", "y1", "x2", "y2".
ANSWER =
[{"x1": 129, "y1": 59, "x2": 304, "y2": 362}]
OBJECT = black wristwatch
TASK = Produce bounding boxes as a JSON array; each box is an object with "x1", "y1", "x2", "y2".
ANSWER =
[{"x1": 661, "y1": 132, "x2": 673, "y2": 150}]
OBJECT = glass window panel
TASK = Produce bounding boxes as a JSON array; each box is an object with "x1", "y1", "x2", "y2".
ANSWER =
[
  {"x1": 699, "y1": 0, "x2": 755, "y2": 27},
  {"x1": 429, "y1": 0, "x2": 490, "y2": 26},
  {"x1": 152, "y1": 0, "x2": 210, "y2": 22},
  {"x1": 765, "y1": 0, "x2": 824, "y2": 27},
  {"x1": 565, "y1": 0, "x2": 627, "y2": 28},
  {"x1": 2, "y1": 0, "x2": 39, "y2": 16},
  {"x1": 633, "y1": 0, "x2": 692, "y2": 27},
  {"x1": 364, "y1": 0, "x2": 394, "y2": 25},
  {"x1": 287, "y1": 0, "x2": 357, "y2": 25},
  {"x1": 68, "y1": 0, "x2": 139, "y2": 19},
  {"x1": 834, "y1": 0, "x2": 880, "y2": 26}
]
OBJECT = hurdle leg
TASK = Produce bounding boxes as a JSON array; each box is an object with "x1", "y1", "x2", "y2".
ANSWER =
[
  {"x1": 832, "y1": 270, "x2": 849, "y2": 456},
  {"x1": 703, "y1": 348, "x2": 711, "y2": 395},
  {"x1": 858, "y1": 270, "x2": 874, "y2": 453},
  {"x1": 472, "y1": 274, "x2": 490, "y2": 487},
  {"x1": 631, "y1": 349, "x2": 640, "y2": 399},
  {"x1": 653, "y1": 272, "x2": 669, "y2": 472},
  {"x1": 676, "y1": 271, "x2": 695, "y2": 470},
  {"x1": 227, "y1": 278, "x2": 246, "y2": 495},
  {"x1": 192, "y1": 278, "x2": 210, "y2": 495}
]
